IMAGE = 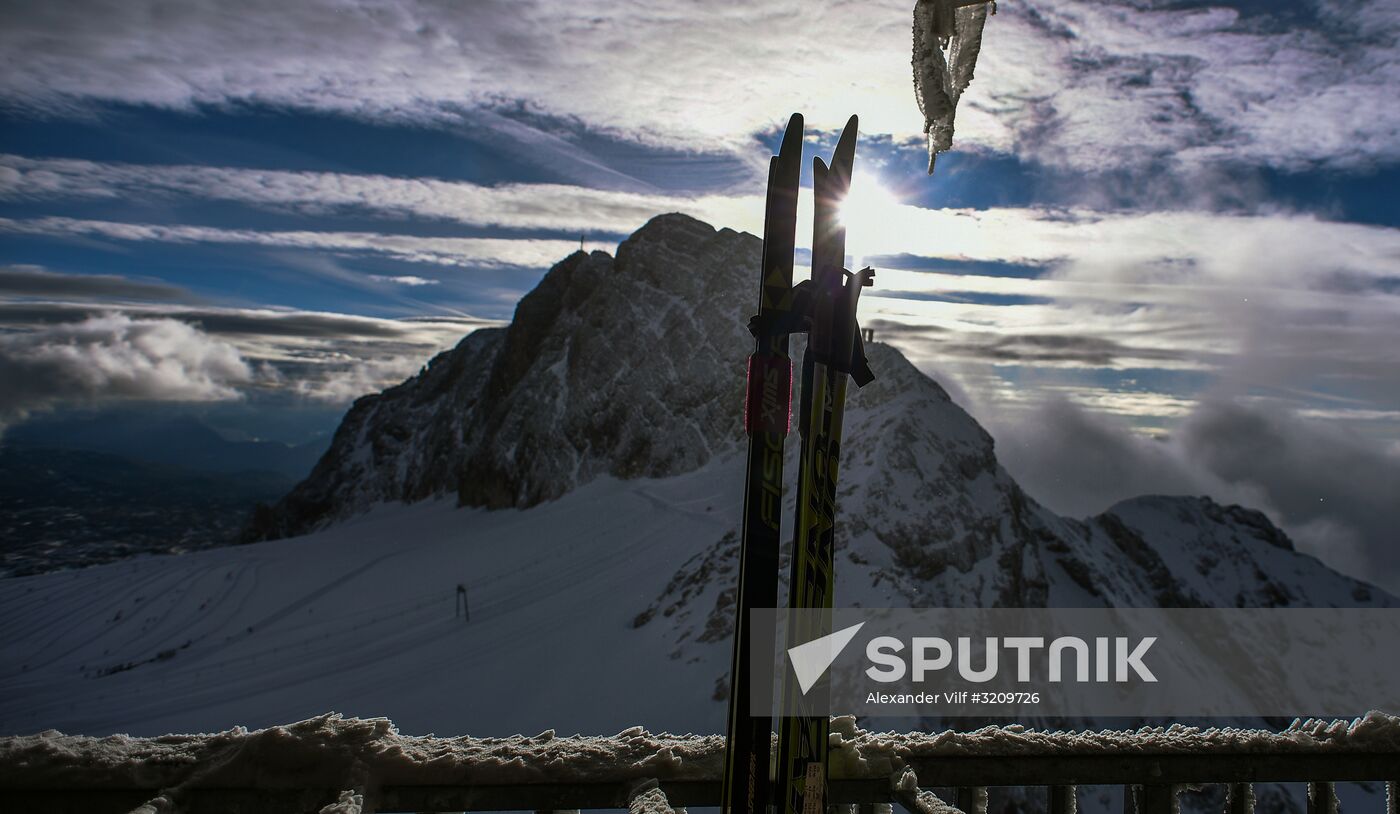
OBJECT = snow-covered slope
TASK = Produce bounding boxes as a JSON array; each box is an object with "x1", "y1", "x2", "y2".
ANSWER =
[
  {"x1": 1, "y1": 213, "x2": 1391, "y2": 742},
  {"x1": 1, "y1": 463, "x2": 744, "y2": 737},
  {"x1": 636, "y1": 340, "x2": 1390, "y2": 662}
]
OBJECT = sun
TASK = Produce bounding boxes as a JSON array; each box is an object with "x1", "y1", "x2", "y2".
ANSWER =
[
  {"x1": 839, "y1": 175, "x2": 898, "y2": 222},
  {"x1": 837, "y1": 174, "x2": 902, "y2": 261}
]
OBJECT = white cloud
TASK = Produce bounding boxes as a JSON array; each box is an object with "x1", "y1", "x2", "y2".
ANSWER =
[
  {"x1": 0, "y1": 313, "x2": 255, "y2": 429},
  {"x1": 0, "y1": 296, "x2": 503, "y2": 414},
  {"x1": 969, "y1": 0, "x2": 1400, "y2": 170},
  {"x1": 842, "y1": 202, "x2": 1400, "y2": 415},
  {"x1": 0, "y1": 263, "x2": 190, "y2": 301},
  {"x1": 286, "y1": 355, "x2": 429, "y2": 403},
  {"x1": 845, "y1": 203, "x2": 1400, "y2": 282},
  {"x1": 4, "y1": 163, "x2": 1398, "y2": 438},
  {"x1": 369, "y1": 275, "x2": 439, "y2": 286},
  {"x1": 0, "y1": 216, "x2": 581, "y2": 269},
  {"x1": 0, "y1": 298, "x2": 492, "y2": 343},
  {"x1": 0, "y1": 154, "x2": 763, "y2": 235},
  {"x1": 10, "y1": 155, "x2": 1398, "y2": 313},
  {"x1": 9, "y1": 156, "x2": 1400, "y2": 289},
  {"x1": 0, "y1": 0, "x2": 1394, "y2": 171}
]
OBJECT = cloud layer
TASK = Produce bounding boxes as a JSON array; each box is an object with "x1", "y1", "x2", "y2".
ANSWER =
[
  {"x1": 0, "y1": 216, "x2": 581, "y2": 270},
  {"x1": 1, "y1": 0, "x2": 1396, "y2": 172},
  {"x1": 0, "y1": 268, "x2": 502, "y2": 424},
  {"x1": 0, "y1": 313, "x2": 254, "y2": 429},
  {"x1": 5, "y1": 151, "x2": 1398, "y2": 432},
  {"x1": 0, "y1": 154, "x2": 758, "y2": 234},
  {"x1": 986, "y1": 396, "x2": 1400, "y2": 592},
  {"x1": 0, "y1": 263, "x2": 191, "y2": 301}
]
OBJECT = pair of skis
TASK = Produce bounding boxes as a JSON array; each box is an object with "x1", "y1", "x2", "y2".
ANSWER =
[{"x1": 722, "y1": 113, "x2": 874, "y2": 814}]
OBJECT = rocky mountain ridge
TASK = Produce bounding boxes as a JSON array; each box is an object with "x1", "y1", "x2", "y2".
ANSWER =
[{"x1": 247, "y1": 214, "x2": 755, "y2": 540}]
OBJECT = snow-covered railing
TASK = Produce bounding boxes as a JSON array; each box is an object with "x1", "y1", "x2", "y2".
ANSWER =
[{"x1": 2, "y1": 713, "x2": 1398, "y2": 814}]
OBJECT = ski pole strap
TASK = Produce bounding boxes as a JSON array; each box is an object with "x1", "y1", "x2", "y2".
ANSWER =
[
  {"x1": 847, "y1": 330, "x2": 875, "y2": 387},
  {"x1": 744, "y1": 353, "x2": 793, "y2": 435},
  {"x1": 747, "y1": 281, "x2": 815, "y2": 339},
  {"x1": 828, "y1": 267, "x2": 876, "y2": 387}
]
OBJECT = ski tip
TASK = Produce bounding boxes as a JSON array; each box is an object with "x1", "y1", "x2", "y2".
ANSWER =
[
  {"x1": 779, "y1": 113, "x2": 805, "y2": 159},
  {"x1": 837, "y1": 115, "x2": 858, "y2": 149},
  {"x1": 813, "y1": 155, "x2": 828, "y2": 176},
  {"x1": 833, "y1": 115, "x2": 859, "y2": 172}
]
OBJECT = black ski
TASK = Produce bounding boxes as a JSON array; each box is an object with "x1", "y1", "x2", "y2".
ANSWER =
[
  {"x1": 722, "y1": 112, "x2": 805, "y2": 814},
  {"x1": 775, "y1": 115, "x2": 874, "y2": 814}
]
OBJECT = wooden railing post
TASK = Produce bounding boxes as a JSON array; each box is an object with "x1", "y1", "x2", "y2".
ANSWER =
[
  {"x1": 1308, "y1": 782, "x2": 1339, "y2": 814},
  {"x1": 1225, "y1": 783, "x2": 1253, "y2": 814},
  {"x1": 1139, "y1": 784, "x2": 1176, "y2": 814},
  {"x1": 956, "y1": 786, "x2": 986, "y2": 814},
  {"x1": 1050, "y1": 785, "x2": 1077, "y2": 814}
]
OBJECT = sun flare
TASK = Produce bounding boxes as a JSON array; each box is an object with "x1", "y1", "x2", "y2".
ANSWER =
[{"x1": 837, "y1": 175, "x2": 903, "y2": 263}]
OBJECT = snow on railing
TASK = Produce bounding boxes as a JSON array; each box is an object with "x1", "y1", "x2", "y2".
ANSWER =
[{"x1": 1, "y1": 712, "x2": 1398, "y2": 814}]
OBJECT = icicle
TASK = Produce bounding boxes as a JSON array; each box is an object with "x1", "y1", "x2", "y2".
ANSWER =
[{"x1": 912, "y1": 0, "x2": 991, "y2": 174}]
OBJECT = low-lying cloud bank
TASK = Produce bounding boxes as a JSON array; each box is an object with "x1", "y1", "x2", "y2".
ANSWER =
[
  {"x1": 0, "y1": 268, "x2": 502, "y2": 430},
  {"x1": 986, "y1": 396, "x2": 1400, "y2": 594},
  {"x1": 0, "y1": 314, "x2": 254, "y2": 431}
]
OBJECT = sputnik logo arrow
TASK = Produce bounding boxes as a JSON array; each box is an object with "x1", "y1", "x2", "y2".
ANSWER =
[{"x1": 787, "y1": 622, "x2": 865, "y2": 694}]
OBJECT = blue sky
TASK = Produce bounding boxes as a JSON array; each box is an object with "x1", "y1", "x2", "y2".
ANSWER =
[{"x1": 1, "y1": 0, "x2": 1398, "y2": 587}]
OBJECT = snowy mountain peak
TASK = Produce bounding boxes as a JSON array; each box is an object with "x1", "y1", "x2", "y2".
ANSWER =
[{"x1": 247, "y1": 213, "x2": 759, "y2": 539}]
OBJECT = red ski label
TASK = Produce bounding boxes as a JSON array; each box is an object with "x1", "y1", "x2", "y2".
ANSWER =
[{"x1": 744, "y1": 353, "x2": 792, "y2": 436}]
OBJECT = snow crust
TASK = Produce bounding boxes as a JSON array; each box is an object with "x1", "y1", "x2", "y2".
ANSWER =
[
  {"x1": 4, "y1": 711, "x2": 1396, "y2": 793},
  {"x1": 0, "y1": 713, "x2": 722, "y2": 790},
  {"x1": 829, "y1": 711, "x2": 1400, "y2": 776}
]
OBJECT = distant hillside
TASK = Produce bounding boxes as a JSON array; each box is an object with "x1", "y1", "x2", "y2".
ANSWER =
[
  {"x1": 0, "y1": 446, "x2": 295, "y2": 577},
  {"x1": 5, "y1": 411, "x2": 329, "y2": 480}
]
